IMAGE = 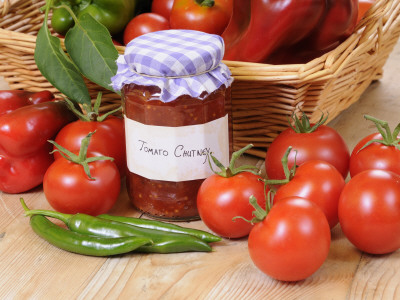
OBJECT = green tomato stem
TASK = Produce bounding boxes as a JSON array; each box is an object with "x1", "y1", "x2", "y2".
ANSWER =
[
  {"x1": 195, "y1": 0, "x2": 215, "y2": 7},
  {"x1": 48, "y1": 131, "x2": 114, "y2": 180},
  {"x1": 208, "y1": 144, "x2": 260, "y2": 178},
  {"x1": 289, "y1": 110, "x2": 328, "y2": 133},
  {"x1": 358, "y1": 115, "x2": 400, "y2": 152}
]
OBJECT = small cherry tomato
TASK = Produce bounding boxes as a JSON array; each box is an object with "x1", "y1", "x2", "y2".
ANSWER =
[
  {"x1": 349, "y1": 115, "x2": 400, "y2": 178},
  {"x1": 198, "y1": 172, "x2": 266, "y2": 238},
  {"x1": 54, "y1": 116, "x2": 126, "y2": 177},
  {"x1": 338, "y1": 169, "x2": 400, "y2": 254},
  {"x1": 44, "y1": 133, "x2": 121, "y2": 216},
  {"x1": 268, "y1": 148, "x2": 345, "y2": 229},
  {"x1": 123, "y1": 13, "x2": 170, "y2": 45},
  {"x1": 265, "y1": 112, "x2": 349, "y2": 180},
  {"x1": 152, "y1": 0, "x2": 175, "y2": 19},
  {"x1": 170, "y1": 0, "x2": 232, "y2": 35},
  {"x1": 197, "y1": 145, "x2": 267, "y2": 238},
  {"x1": 248, "y1": 196, "x2": 331, "y2": 281},
  {"x1": 44, "y1": 158, "x2": 120, "y2": 215}
]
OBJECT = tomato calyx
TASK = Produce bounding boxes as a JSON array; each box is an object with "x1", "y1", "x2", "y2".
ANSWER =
[
  {"x1": 64, "y1": 92, "x2": 122, "y2": 122},
  {"x1": 233, "y1": 190, "x2": 273, "y2": 224},
  {"x1": 265, "y1": 146, "x2": 298, "y2": 186},
  {"x1": 358, "y1": 115, "x2": 400, "y2": 152},
  {"x1": 48, "y1": 131, "x2": 114, "y2": 180},
  {"x1": 208, "y1": 144, "x2": 260, "y2": 178},
  {"x1": 289, "y1": 111, "x2": 328, "y2": 133},
  {"x1": 195, "y1": 0, "x2": 215, "y2": 7}
]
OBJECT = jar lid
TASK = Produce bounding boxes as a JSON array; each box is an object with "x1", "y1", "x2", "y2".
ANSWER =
[{"x1": 111, "y1": 29, "x2": 233, "y2": 102}]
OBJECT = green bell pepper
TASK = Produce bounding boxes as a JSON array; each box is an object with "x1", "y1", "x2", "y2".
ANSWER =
[{"x1": 51, "y1": 0, "x2": 137, "y2": 36}]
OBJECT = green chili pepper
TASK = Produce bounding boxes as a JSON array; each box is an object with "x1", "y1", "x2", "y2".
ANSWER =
[
  {"x1": 29, "y1": 215, "x2": 152, "y2": 257},
  {"x1": 98, "y1": 214, "x2": 221, "y2": 243},
  {"x1": 21, "y1": 199, "x2": 212, "y2": 253}
]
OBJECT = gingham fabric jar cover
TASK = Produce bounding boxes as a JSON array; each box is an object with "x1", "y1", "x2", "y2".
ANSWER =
[{"x1": 111, "y1": 29, "x2": 233, "y2": 103}]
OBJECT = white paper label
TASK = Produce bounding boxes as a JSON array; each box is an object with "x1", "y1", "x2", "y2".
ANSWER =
[{"x1": 125, "y1": 115, "x2": 229, "y2": 181}]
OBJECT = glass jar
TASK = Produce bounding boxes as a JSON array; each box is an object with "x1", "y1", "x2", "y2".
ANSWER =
[{"x1": 112, "y1": 30, "x2": 233, "y2": 220}]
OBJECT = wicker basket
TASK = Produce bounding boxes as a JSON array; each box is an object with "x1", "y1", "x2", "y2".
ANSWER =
[{"x1": 1, "y1": 0, "x2": 400, "y2": 158}]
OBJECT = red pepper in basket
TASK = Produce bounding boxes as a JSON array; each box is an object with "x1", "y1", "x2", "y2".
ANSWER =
[
  {"x1": 0, "y1": 100, "x2": 76, "y2": 194},
  {"x1": 222, "y1": 0, "x2": 358, "y2": 64},
  {"x1": 302, "y1": 0, "x2": 359, "y2": 53},
  {"x1": 0, "y1": 90, "x2": 54, "y2": 117},
  {"x1": 222, "y1": 0, "x2": 326, "y2": 63}
]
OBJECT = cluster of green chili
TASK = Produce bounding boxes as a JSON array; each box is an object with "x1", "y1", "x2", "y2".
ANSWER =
[{"x1": 21, "y1": 198, "x2": 221, "y2": 257}]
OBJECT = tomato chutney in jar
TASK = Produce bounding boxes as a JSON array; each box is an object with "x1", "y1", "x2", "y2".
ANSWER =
[{"x1": 111, "y1": 30, "x2": 233, "y2": 220}]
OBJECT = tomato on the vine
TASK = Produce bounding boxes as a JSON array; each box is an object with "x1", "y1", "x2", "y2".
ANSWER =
[
  {"x1": 152, "y1": 0, "x2": 175, "y2": 19},
  {"x1": 53, "y1": 95, "x2": 126, "y2": 177},
  {"x1": 349, "y1": 115, "x2": 400, "y2": 178},
  {"x1": 265, "y1": 112, "x2": 349, "y2": 179},
  {"x1": 170, "y1": 0, "x2": 232, "y2": 35},
  {"x1": 123, "y1": 13, "x2": 170, "y2": 45},
  {"x1": 268, "y1": 147, "x2": 345, "y2": 229},
  {"x1": 44, "y1": 132, "x2": 121, "y2": 216},
  {"x1": 248, "y1": 196, "x2": 331, "y2": 281},
  {"x1": 197, "y1": 145, "x2": 267, "y2": 239},
  {"x1": 338, "y1": 169, "x2": 400, "y2": 254}
]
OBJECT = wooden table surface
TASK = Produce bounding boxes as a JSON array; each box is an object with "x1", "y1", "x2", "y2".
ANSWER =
[{"x1": 1, "y1": 39, "x2": 400, "y2": 300}]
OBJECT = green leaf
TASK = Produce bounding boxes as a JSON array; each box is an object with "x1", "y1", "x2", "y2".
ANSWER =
[
  {"x1": 64, "y1": 13, "x2": 119, "y2": 94},
  {"x1": 34, "y1": 1, "x2": 90, "y2": 106},
  {"x1": 34, "y1": 23, "x2": 92, "y2": 106}
]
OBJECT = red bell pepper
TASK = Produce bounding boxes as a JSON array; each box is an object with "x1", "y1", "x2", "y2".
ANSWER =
[
  {"x1": 0, "y1": 100, "x2": 76, "y2": 194},
  {"x1": 222, "y1": 0, "x2": 358, "y2": 64},
  {"x1": 303, "y1": 0, "x2": 359, "y2": 53},
  {"x1": 0, "y1": 90, "x2": 55, "y2": 117}
]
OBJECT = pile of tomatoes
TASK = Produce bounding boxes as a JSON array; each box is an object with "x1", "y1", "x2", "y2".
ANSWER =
[{"x1": 197, "y1": 112, "x2": 400, "y2": 281}]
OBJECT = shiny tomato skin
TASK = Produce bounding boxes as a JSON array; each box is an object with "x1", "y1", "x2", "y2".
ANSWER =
[
  {"x1": 248, "y1": 197, "x2": 331, "y2": 282},
  {"x1": 170, "y1": 0, "x2": 232, "y2": 35},
  {"x1": 349, "y1": 133, "x2": 400, "y2": 178},
  {"x1": 53, "y1": 116, "x2": 126, "y2": 177},
  {"x1": 273, "y1": 160, "x2": 345, "y2": 229},
  {"x1": 338, "y1": 169, "x2": 400, "y2": 254},
  {"x1": 43, "y1": 158, "x2": 120, "y2": 215},
  {"x1": 123, "y1": 13, "x2": 170, "y2": 45},
  {"x1": 265, "y1": 125, "x2": 350, "y2": 179},
  {"x1": 197, "y1": 172, "x2": 267, "y2": 238},
  {"x1": 151, "y1": 0, "x2": 175, "y2": 19}
]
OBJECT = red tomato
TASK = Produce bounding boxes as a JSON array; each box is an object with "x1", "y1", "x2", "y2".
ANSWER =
[
  {"x1": 273, "y1": 160, "x2": 345, "y2": 229},
  {"x1": 349, "y1": 132, "x2": 400, "y2": 177},
  {"x1": 152, "y1": 0, "x2": 175, "y2": 19},
  {"x1": 170, "y1": 0, "x2": 232, "y2": 35},
  {"x1": 248, "y1": 197, "x2": 331, "y2": 281},
  {"x1": 53, "y1": 116, "x2": 126, "y2": 177},
  {"x1": 265, "y1": 124, "x2": 349, "y2": 179},
  {"x1": 43, "y1": 157, "x2": 121, "y2": 215},
  {"x1": 338, "y1": 170, "x2": 400, "y2": 254},
  {"x1": 123, "y1": 13, "x2": 170, "y2": 45},
  {"x1": 197, "y1": 172, "x2": 267, "y2": 238}
]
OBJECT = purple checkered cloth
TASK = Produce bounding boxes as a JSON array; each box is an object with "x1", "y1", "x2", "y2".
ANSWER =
[{"x1": 111, "y1": 29, "x2": 233, "y2": 103}]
